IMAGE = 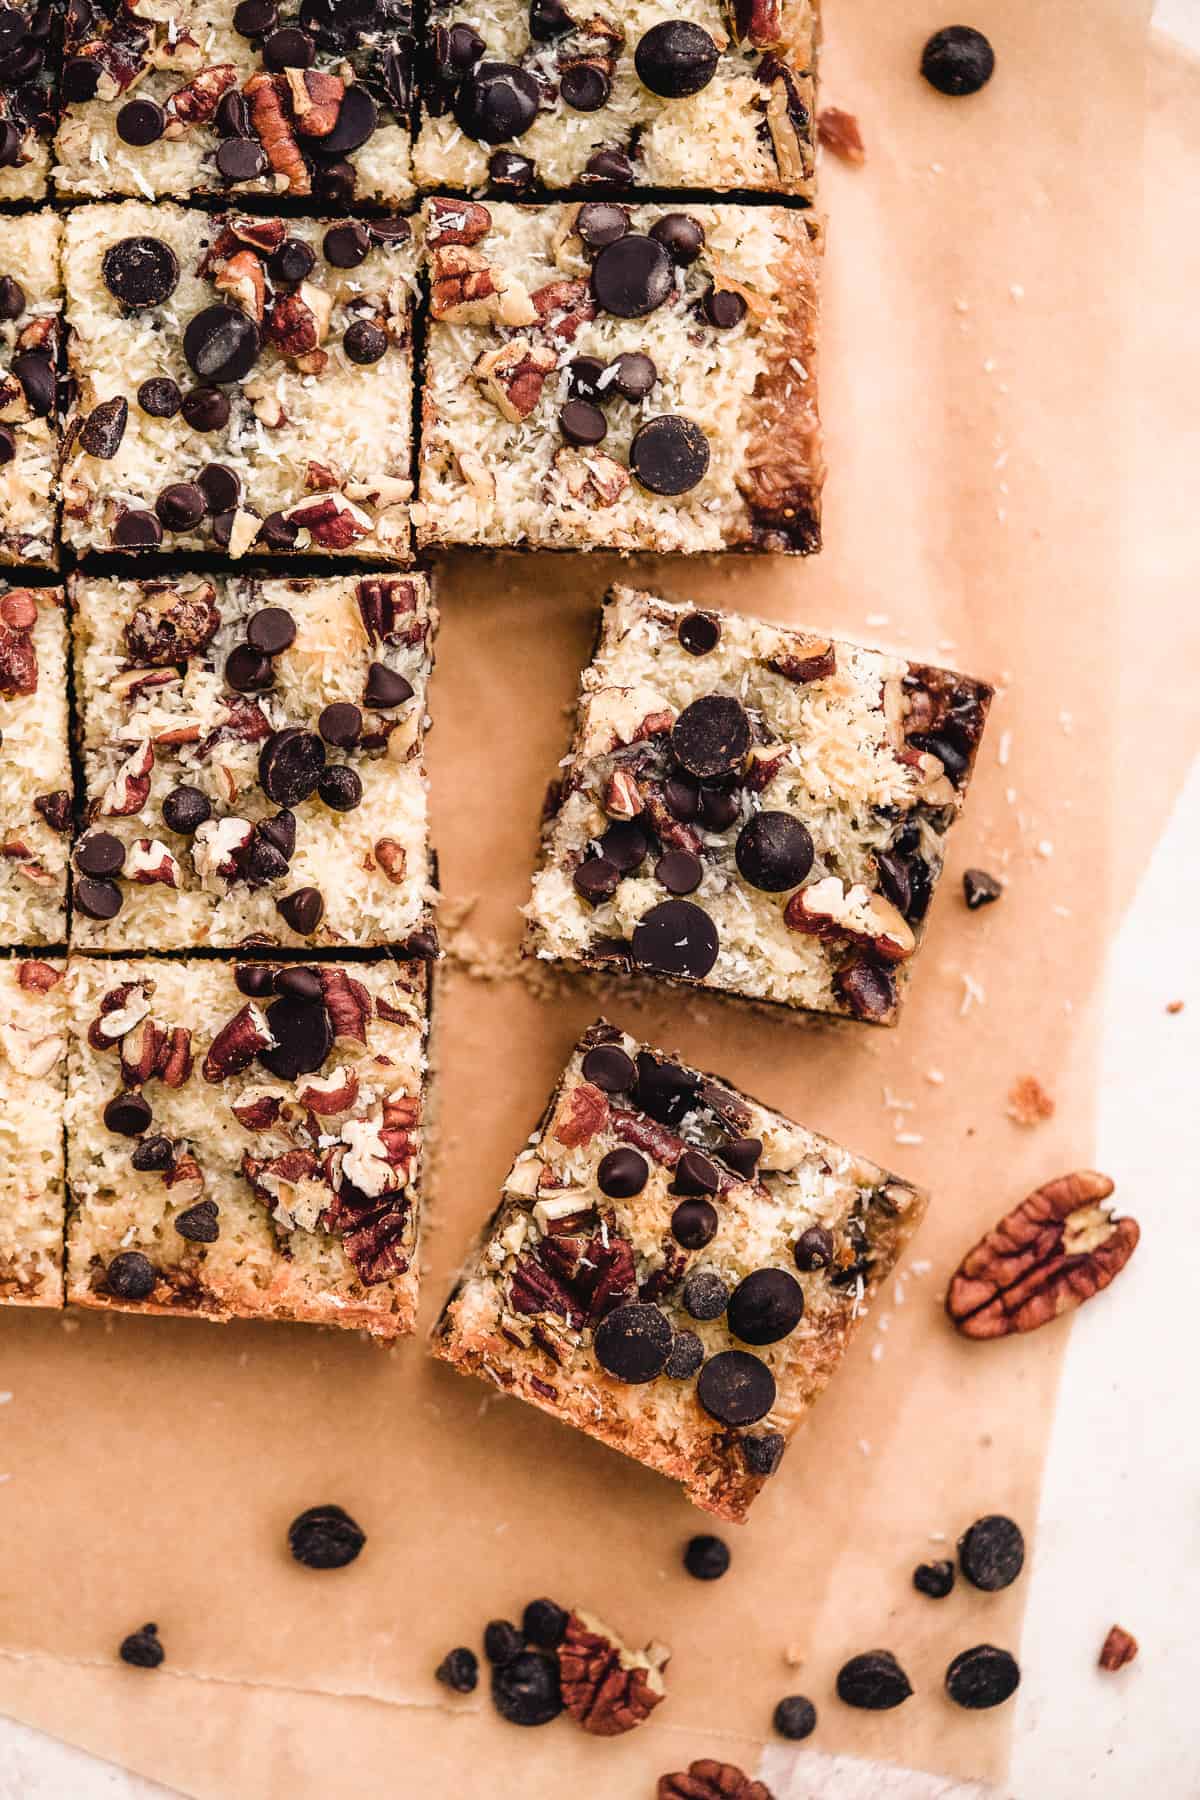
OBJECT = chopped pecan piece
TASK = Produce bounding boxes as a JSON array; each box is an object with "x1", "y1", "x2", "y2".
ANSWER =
[
  {"x1": 284, "y1": 494, "x2": 372, "y2": 549},
  {"x1": 229, "y1": 216, "x2": 287, "y2": 255},
  {"x1": 0, "y1": 596, "x2": 37, "y2": 698},
  {"x1": 162, "y1": 1152, "x2": 204, "y2": 1207},
  {"x1": 202, "y1": 1002, "x2": 275, "y2": 1083},
  {"x1": 473, "y1": 338, "x2": 557, "y2": 423},
  {"x1": 164, "y1": 63, "x2": 237, "y2": 130},
  {"x1": 89, "y1": 980, "x2": 153, "y2": 1047},
  {"x1": 529, "y1": 278, "x2": 596, "y2": 344},
  {"x1": 124, "y1": 837, "x2": 181, "y2": 887},
  {"x1": 124, "y1": 583, "x2": 220, "y2": 666},
  {"x1": 658, "y1": 1762, "x2": 773, "y2": 1800},
  {"x1": 267, "y1": 292, "x2": 319, "y2": 359},
  {"x1": 768, "y1": 638, "x2": 836, "y2": 683},
  {"x1": 99, "y1": 738, "x2": 154, "y2": 817},
  {"x1": 34, "y1": 790, "x2": 72, "y2": 833},
  {"x1": 231, "y1": 1086, "x2": 284, "y2": 1131},
  {"x1": 285, "y1": 66, "x2": 343, "y2": 136},
  {"x1": 1098, "y1": 1625, "x2": 1138, "y2": 1672},
  {"x1": 373, "y1": 838, "x2": 408, "y2": 884},
  {"x1": 0, "y1": 589, "x2": 37, "y2": 630},
  {"x1": 552, "y1": 1080, "x2": 609, "y2": 1148},
  {"x1": 818, "y1": 105, "x2": 866, "y2": 164},
  {"x1": 548, "y1": 446, "x2": 630, "y2": 509},
  {"x1": 17, "y1": 959, "x2": 61, "y2": 993},
  {"x1": 425, "y1": 198, "x2": 492, "y2": 246},
  {"x1": 213, "y1": 249, "x2": 265, "y2": 323},
  {"x1": 945, "y1": 1171, "x2": 1140, "y2": 1340},
  {"x1": 603, "y1": 769, "x2": 642, "y2": 820},
  {"x1": 296, "y1": 1068, "x2": 360, "y2": 1116},
  {"x1": 557, "y1": 1609, "x2": 669, "y2": 1736},
  {"x1": 784, "y1": 877, "x2": 915, "y2": 962},
  {"x1": 356, "y1": 576, "x2": 420, "y2": 646},
  {"x1": 430, "y1": 245, "x2": 536, "y2": 326},
  {"x1": 120, "y1": 1018, "x2": 193, "y2": 1089},
  {"x1": 245, "y1": 72, "x2": 310, "y2": 195},
  {"x1": 509, "y1": 1253, "x2": 585, "y2": 1330},
  {"x1": 728, "y1": 0, "x2": 784, "y2": 47},
  {"x1": 317, "y1": 967, "x2": 371, "y2": 1046}
]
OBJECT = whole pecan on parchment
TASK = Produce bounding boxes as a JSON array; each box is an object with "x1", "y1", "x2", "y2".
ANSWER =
[
  {"x1": 658, "y1": 1760, "x2": 774, "y2": 1800},
  {"x1": 557, "y1": 1609, "x2": 669, "y2": 1736},
  {"x1": 945, "y1": 1170, "x2": 1139, "y2": 1338}
]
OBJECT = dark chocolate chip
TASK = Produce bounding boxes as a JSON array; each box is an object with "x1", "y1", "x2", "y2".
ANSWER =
[
  {"x1": 180, "y1": 386, "x2": 230, "y2": 432},
  {"x1": 672, "y1": 695, "x2": 751, "y2": 781},
  {"x1": 275, "y1": 887, "x2": 325, "y2": 937},
  {"x1": 631, "y1": 898, "x2": 718, "y2": 979},
  {"x1": 247, "y1": 606, "x2": 296, "y2": 655},
  {"x1": 697, "y1": 1349, "x2": 775, "y2": 1425},
  {"x1": 728, "y1": 1268, "x2": 804, "y2": 1345},
  {"x1": 671, "y1": 1148, "x2": 720, "y2": 1196},
  {"x1": 322, "y1": 84, "x2": 378, "y2": 154},
  {"x1": 742, "y1": 1431, "x2": 786, "y2": 1476},
  {"x1": 598, "y1": 1147, "x2": 648, "y2": 1199},
  {"x1": 364, "y1": 661, "x2": 413, "y2": 708},
  {"x1": 682, "y1": 1269, "x2": 727, "y2": 1319},
  {"x1": 155, "y1": 481, "x2": 207, "y2": 531},
  {"x1": 773, "y1": 1695, "x2": 816, "y2": 1740},
  {"x1": 257, "y1": 509, "x2": 299, "y2": 549},
  {"x1": 216, "y1": 136, "x2": 267, "y2": 181},
  {"x1": 678, "y1": 611, "x2": 720, "y2": 656},
  {"x1": 273, "y1": 966, "x2": 320, "y2": 1000},
  {"x1": 318, "y1": 764, "x2": 362, "y2": 812},
  {"x1": 522, "y1": 1599, "x2": 568, "y2": 1650},
  {"x1": 74, "y1": 875, "x2": 123, "y2": 918},
  {"x1": 599, "y1": 820, "x2": 649, "y2": 874},
  {"x1": 874, "y1": 849, "x2": 912, "y2": 914},
  {"x1": 343, "y1": 319, "x2": 388, "y2": 364},
  {"x1": 491, "y1": 1651, "x2": 563, "y2": 1727},
  {"x1": 560, "y1": 61, "x2": 609, "y2": 110},
  {"x1": 581, "y1": 1043, "x2": 636, "y2": 1092},
  {"x1": 318, "y1": 702, "x2": 362, "y2": 748},
  {"x1": 34, "y1": 791, "x2": 72, "y2": 834},
  {"x1": 793, "y1": 1224, "x2": 834, "y2": 1271},
  {"x1": 558, "y1": 398, "x2": 607, "y2": 446},
  {"x1": 833, "y1": 959, "x2": 896, "y2": 1023},
  {"x1": 259, "y1": 728, "x2": 326, "y2": 805},
  {"x1": 484, "y1": 1619, "x2": 525, "y2": 1665},
  {"x1": 130, "y1": 1135, "x2": 173, "y2": 1172},
  {"x1": 703, "y1": 287, "x2": 747, "y2": 329},
  {"x1": 958, "y1": 1515, "x2": 1024, "y2": 1591},
  {"x1": 684, "y1": 1534, "x2": 730, "y2": 1581},
  {"x1": 225, "y1": 643, "x2": 274, "y2": 693},
  {"x1": 12, "y1": 352, "x2": 53, "y2": 417},
  {"x1": 651, "y1": 212, "x2": 705, "y2": 265},
  {"x1": 590, "y1": 234, "x2": 673, "y2": 318},
  {"x1": 720, "y1": 1136, "x2": 762, "y2": 1180},
  {"x1": 215, "y1": 90, "x2": 252, "y2": 137},
  {"x1": 118, "y1": 1623, "x2": 164, "y2": 1669},
  {"x1": 161, "y1": 785, "x2": 211, "y2": 835},
  {"x1": 105, "y1": 1249, "x2": 157, "y2": 1298},
  {"x1": 261, "y1": 992, "x2": 333, "y2": 1077},
  {"x1": 699, "y1": 787, "x2": 740, "y2": 831},
  {"x1": 313, "y1": 158, "x2": 356, "y2": 205},
  {"x1": 664, "y1": 1329, "x2": 704, "y2": 1379},
  {"x1": 609, "y1": 349, "x2": 657, "y2": 400},
  {"x1": 79, "y1": 396, "x2": 129, "y2": 459},
  {"x1": 233, "y1": 0, "x2": 277, "y2": 34},
  {"x1": 454, "y1": 61, "x2": 539, "y2": 142},
  {"x1": 270, "y1": 237, "x2": 317, "y2": 286},
  {"x1": 0, "y1": 425, "x2": 14, "y2": 464},
  {"x1": 75, "y1": 830, "x2": 125, "y2": 876},
  {"x1": 735, "y1": 811, "x2": 814, "y2": 891},
  {"x1": 194, "y1": 463, "x2": 239, "y2": 516},
  {"x1": 908, "y1": 729, "x2": 969, "y2": 784},
  {"x1": 567, "y1": 354, "x2": 605, "y2": 399},
  {"x1": 116, "y1": 97, "x2": 164, "y2": 145},
  {"x1": 367, "y1": 216, "x2": 413, "y2": 251},
  {"x1": 104, "y1": 1090, "x2": 152, "y2": 1137},
  {"x1": 488, "y1": 148, "x2": 535, "y2": 191},
  {"x1": 573, "y1": 855, "x2": 621, "y2": 904},
  {"x1": 945, "y1": 1645, "x2": 1020, "y2": 1710},
  {"x1": 0, "y1": 275, "x2": 25, "y2": 320},
  {"x1": 576, "y1": 201, "x2": 628, "y2": 248},
  {"x1": 921, "y1": 26, "x2": 995, "y2": 97},
  {"x1": 529, "y1": 0, "x2": 572, "y2": 40},
  {"x1": 62, "y1": 57, "x2": 100, "y2": 102},
  {"x1": 663, "y1": 773, "x2": 700, "y2": 821},
  {"x1": 264, "y1": 25, "x2": 314, "y2": 69},
  {"x1": 634, "y1": 1051, "x2": 696, "y2": 1124},
  {"x1": 635, "y1": 21, "x2": 719, "y2": 96},
  {"x1": 654, "y1": 849, "x2": 702, "y2": 896},
  {"x1": 174, "y1": 1199, "x2": 220, "y2": 1243},
  {"x1": 913, "y1": 1559, "x2": 955, "y2": 1599},
  {"x1": 630, "y1": 414, "x2": 710, "y2": 494},
  {"x1": 102, "y1": 236, "x2": 180, "y2": 309},
  {"x1": 436, "y1": 1647, "x2": 479, "y2": 1693},
  {"x1": 323, "y1": 222, "x2": 371, "y2": 269},
  {"x1": 836, "y1": 1651, "x2": 913, "y2": 1710},
  {"x1": 235, "y1": 964, "x2": 276, "y2": 997},
  {"x1": 584, "y1": 145, "x2": 634, "y2": 184},
  {"x1": 593, "y1": 1302, "x2": 674, "y2": 1383},
  {"x1": 183, "y1": 305, "x2": 260, "y2": 384},
  {"x1": 963, "y1": 867, "x2": 1002, "y2": 909},
  {"x1": 287, "y1": 1503, "x2": 365, "y2": 1569},
  {"x1": 671, "y1": 1200, "x2": 719, "y2": 1252},
  {"x1": 113, "y1": 507, "x2": 164, "y2": 549}
]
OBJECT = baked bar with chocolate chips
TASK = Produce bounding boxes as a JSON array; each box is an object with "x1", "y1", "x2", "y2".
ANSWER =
[
  {"x1": 0, "y1": 211, "x2": 61, "y2": 567},
  {"x1": 0, "y1": 2, "x2": 58, "y2": 200},
  {"x1": 414, "y1": 0, "x2": 817, "y2": 199},
  {"x1": 1, "y1": 583, "x2": 70, "y2": 945},
  {"x1": 432, "y1": 1021, "x2": 925, "y2": 1520},
  {"x1": 0, "y1": 957, "x2": 66, "y2": 1308},
  {"x1": 70, "y1": 571, "x2": 436, "y2": 950},
  {"x1": 61, "y1": 201, "x2": 416, "y2": 560},
  {"x1": 65, "y1": 955, "x2": 428, "y2": 1337},
  {"x1": 524, "y1": 586, "x2": 992, "y2": 1025},
  {"x1": 55, "y1": 0, "x2": 415, "y2": 205},
  {"x1": 416, "y1": 197, "x2": 822, "y2": 555}
]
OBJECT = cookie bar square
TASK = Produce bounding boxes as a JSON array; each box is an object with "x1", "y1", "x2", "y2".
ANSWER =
[
  {"x1": 0, "y1": 956, "x2": 66, "y2": 1308},
  {"x1": 55, "y1": 0, "x2": 415, "y2": 205},
  {"x1": 61, "y1": 201, "x2": 416, "y2": 560},
  {"x1": 1, "y1": 584, "x2": 70, "y2": 947},
  {"x1": 70, "y1": 571, "x2": 436, "y2": 951},
  {"x1": 416, "y1": 197, "x2": 822, "y2": 555},
  {"x1": 524, "y1": 587, "x2": 993, "y2": 1025},
  {"x1": 433, "y1": 1021, "x2": 925, "y2": 1521},
  {"x1": 414, "y1": 1, "x2": 817, "y2": 199},
  {"x1": 65, "y1": 955, "x2": 428, "y2": 1337},
  {"x1": 0, "y1": 211, "x2": 61, "y2": 567},
  {"x1": 0, "y1": 2, "x2": 58, "y2": 201}
]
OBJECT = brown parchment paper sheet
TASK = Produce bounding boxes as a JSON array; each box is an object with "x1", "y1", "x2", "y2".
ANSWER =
[{"x1": 5, "y1": 3, "x2": 1198, "y2": 1795}]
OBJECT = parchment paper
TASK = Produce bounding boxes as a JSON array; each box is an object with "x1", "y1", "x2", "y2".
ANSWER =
[{"x1": 2, "y1": 3, "x2": 1192, "y2": 1794}]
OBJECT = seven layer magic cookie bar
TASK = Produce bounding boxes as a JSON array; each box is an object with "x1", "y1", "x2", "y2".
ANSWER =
[
  {"x1": 0, "y1": 957, "x2": 66, "y2": 1308},
  {"x1": 416, "y1": 197, "x2": 822, "y2": 555},
  {"x1": 70, "y1": 571, "x2": 436, "y2": 950},
  {"x1": 55, "y1": 0, "x2": 416, "y2": 205},
  {"x1": 525, "y1": 587, "x2": 992, "y2": 1025},
  {"x1": 0, "y1": 3, "x2": 57, "y2": 201},
  {"x1": 0, "y1": 211, "x2": 61, "y2": 568},
  {"x1": 433, "y1": 1021, "x2": 925, "y2": 1520},
  {"x1": 61, "y1": 201, "x2": 416, "y2": 559},
  {"x1": 1, "y1": 583, "x2": 70, "y2": 946},
  {"x1": 415, "y1": 1, "x2": 817, "y2": 199},
  {"x1": 65, "y1": 955, "x2": 428, "y2": 1336}
]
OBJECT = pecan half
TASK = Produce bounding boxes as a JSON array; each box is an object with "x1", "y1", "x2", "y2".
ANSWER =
[
  {"x1": 284, "y1": 494, "x2": 372, "y2": 549},
  {"x1": 818, "y1": 105, "x2": 866, "y2": 165},
  {"x1": 658, "y1": 1762, "x2": 774, "y2": 1800},
  {"x1": 425, "y1": 198, "x2": 492, "y2": 246},
  {"x1": 17, "y1": 959, "x2": 61, "y2": 993},
  {"x1": 552, "y1": 1080, "x2": 609, "y2": 1148},
  {"x1": 317, "y1": 967, "x2": 371, "y2": 1046},
  {"x1": 285, "y1": 66, "x2": 343, "y2": 136},
  {"x1": 356, "y1": 576, "x2": 420, "y2": 646},
  {"x1": 946, "y1": 1171, "x2": 1140, "y2": 1339},
  {"x1": 165, "y1": 63, "x2": 237, "y2": 130},
  {"x1": 124, "y1": 582, "x2": 220, "y2": 666},
  {"x1": 1098, "y1": 1625, "x2": 1138, "y2": 1672},
  {"x1": 0, "y1": 598, "x2": 37, "y2": 698},
  {"x1": 202, "y1": 1002, "x2": 275, "y2": 1083},
  {"x1": 557, "y1": 1609, "x2": 669, "y2": 1736},
  {"x1": 245, "y1": 72, "x2": 310, "y2": 195},
  {"x1": 473, "y1": 338, "x2": 557, "y2": 423},
  {"x1": 529, "y1": 277, "x2": 596, "y2": 344}
]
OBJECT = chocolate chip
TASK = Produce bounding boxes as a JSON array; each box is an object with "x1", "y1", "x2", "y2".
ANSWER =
[
  {"x1": 105, "y1": 1249, "x2": 157, "y2": 1299},
  {"x1": 318, "y1": 765, "x2": 362, "y2": 812},
  {"x1": 436, "y1": 1647, "x2": 479, "y2": 1693},
  {"x1": 576, "y1": 201, "x2": 628, "y2": 248},
  {"x1": 635, "y1": 21, "x2": 719, "y2": 96},
  {"x1": 323, "y1": 222, "x2": 371, "y2": 269},
  {"x1": 119, "y1": 1623, "x2": 164, "y2": 1669},
  {"x1": 273, "y1": 966, "x2": 320, "y2": 1000},
  {"x1": 836, "y1": 1651, "x2": 913, "y2": 1710},
  {"x1": 913, "y1": 1559, "x2": 955, "y2": 1599},
  {"x1": 652, "y1": 849, "x2": 701, "y2": 896},
  {"x1": 945, "y1": 1645, "x2": 1020, "y2": 1710},
  {"x1": 275, "y1": 887, "x2": 325, "y2": 938},
  {"x1": 566, "y1": 354, "x2": 604, "y2": 400},
  {"x1": 233, "y1": 0, "x2": 277, "y2": 33},
  {"x1": 697, "y1": 1349, "x2": 775, "y2": 1425},
  {"x1": 180, "y1": 386, "x2": 230, "y2": 432},
  {"x1": 264, "y1": 25, "x2": 314, "y2": 69},
  {"x1": 663, "y1": 773, "x2": 700, "y2": 821},
  {"x1": 720, "y1": 1137, "x2": 762, "y2": 1180},
  {"x1": 669, "y1": 1200, "x2": 718, "y2": 1254},
  {"x1": 455, "y1": 61, "x2": 539, "y2": 142},
  {"x1": 156, "y1": 481, "x2": 207, "y2": 531},
  {"x1": 184, "y1": 305, "x2": 261, "y2": 383},
  {"x1": 102, "y1": 237, "x2": 180, "y2": 309},
  {"x1": 259, "y1": 728, "x2": 326, "y2": 805},
  {"x1": 703, "y1": 287, "x2": 747, "y2": 329},
  {"x1": 364, "y1": 662, "x2": 413, "y2": 708},
  {"x1": 344, "y1": 319, "x2": 388, "y2": 364},
  {"x1": 958, "y1": 1515, "x2": 1024, "y2": 1591},
  {"x1": 522, "y1": 1599, "x2": 568, "y2": 1649},
  {"x1": 74, "y1": 875, "x2": 123, "y2": 918},
  {"x1": 224, "y1": 644, "x2": 273, "y2": 693},
  {"x1": 874, "y1": 849, "x2": 911, "y2": 914},
  {"x1": 0, "y1": 274, "x2": 23, "y2": 320},
  {"x1": 161, "y1": 785, "x2": 211, "y2": 835},
  {"x1": 593, "y1": 1302, "x2": 674, "y2": 1383},
  {"x1": 773, "y1": 1695, "x2": 816, "y2": 1740},
  {"x1": 631, "y1": 898, "x2": 719, "y2": 979},
  {"x1": 597, "y1": 1147, "x2": 648, "y2": 1198},
  {"x1": 257, "y1": 509, "x2": 299, "y2": 549},
  {"x1": 735, "y1": 812, "x2": 813, "y2": 892},
  {"x1": 287, "y1": 1503, "x2": 365, "y2": 1569},
  {"x1": 75, "y1": 831, "x2": 125, "y2": 876},
  {"x1": 678, "y1": 611, "x2": 720, "y2": 656},
  {"x1": 558, "y1": 398, "x2": 607, "y2": 446},
  {"x1": 216, "y1": 136, "x2": 267, "y2": 181},
  {"x1": 211, "y1": 509, "x2": 239, "y2": 546},
  {"x1": 215, "y1": 90, "x2": 252, "y2": 137},
  {"x1": 529, "y1": 0, "x2": 572, "y2": 39},
  {"x1": 62, "y1": 56, "x2": 99, "y2": 102},
  {"x1": 963, "y1": 867, "x2": 1002, "y2": 909},
  {"x1": 104, "y1": 1090, "x2": 153, "y2": 1137},
  {"x1": 728, "y1": 1268, "x2": 804, "y2": 1345},
  {"x1": 634, "y1": 1051, "x2": 696, "y2": 1124},
  {"x1": 117, "y1": 97, "x2": 165, "y2": 145},
  {"x1": 130, "y1": 1136, "x2": 173, "y2": 1172},
  {"x1": 491, "y1": 1651, "x2": 563, "y2": 1727},
  {"x1": 260, "y1": 990, "x2": 332, "y2": 1080},
  {"x1": 484, "y1": 1619, "x2": 525, "y2": 1665},
  {"x1": 630, "y1": 414, "x2": 710, "y2": 495},
  {"x1": 584, "y1": 145, "x2": 633, "y2": 185},
  {"x1": 12, "y1": 352, "x2": 53, "y2": 417},
  {"x1": 367, "y1": 217, "x2": 413, "y2": 250},
  {"x1": 580, "y1": 1043, "x2": 636, "y2": 1092},
  {"x1": 0, "y1": 425, "x2": 13, "y2": 464},
  {"x1": 671, "y1": 1148, "x2": 720, "y2": 1196},
  {"x1": 684, "y1": 1534, "x2": 730, "y2": 1581},
  {"x1": 793, "y1": 1225, "x2": 833, "y2": 1271},
  {"x1": 560, "y1": 61, "x2": 610, "y2": 109},
  {"x1": 832, "y1": 958, "x2": 896, "y2": 1023},
  {"x1": 650, "y1": 212, "x2": 705, "y2": 265},
  {"x1": 921, "y1": 25, "x2": 995, "y2": 96},
  {"x1": 609, "y1": 350, "x2": 657, "y2": 399},
  {"x1": 323, "y1": 83, "x2": 378, "y2": 153},
  {"x1": 573, "y1": 855, "x2": 621, "y2": 904},
  {"x1": 682, "y1": 1268, "x2": 727, "y2": 1317},
  {"x1": 599, "y1": 819, "x2": 649, "y2": 873},
  {"x1": 80, "y1": 395, "x2": 131, "y2": 457},
  {"x1": 247, "y1": 606, "x2": 296, "y2": 655},
  {"x1": 590, "y1": 234, "x2": 673, "y2": 318},
  {"x1": 235, "y1": 963, "x2": 276, "y2": 997},
  {"x1": 314, "y1": 159, "x2": 356, "y2": 206},
  {"x1": 318, "y1": 702, "x2": 361, "y2": 748},
  {"x1": 672, "y1": 695, "x2": 751, "y2": 781},
  {"x1": 664, "y1": 1329, "x2": 704, "y2": 1378},
  {"x1": 270, "y1": 237, "x2": 317, "y2": 286},
  {"x1": 175, "y1": 1199, "x2": 220, "y2": 1243},
  {"x1": 742, "y1": 1431, "x2": 785, "y2": 1476},
  {"x1": 488, "y1": 148, "x2": 535, "y2": 191}
]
